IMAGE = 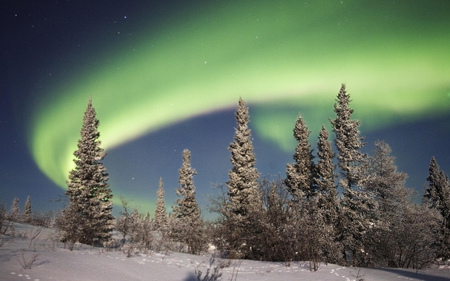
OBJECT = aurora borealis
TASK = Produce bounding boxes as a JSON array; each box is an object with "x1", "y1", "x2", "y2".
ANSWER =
[{"x1": 2, "y1": 0, "x2": 450, "y2": 213}]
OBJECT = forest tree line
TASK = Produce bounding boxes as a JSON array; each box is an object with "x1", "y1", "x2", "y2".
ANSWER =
[{"x1": 2, "y1": 84, "x2": 449, "y2": 271}]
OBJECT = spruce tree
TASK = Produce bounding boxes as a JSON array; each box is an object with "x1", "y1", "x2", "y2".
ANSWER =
[
  {"x1": 226, "y1": 98, "x2": 261, "y2": 217},
  {"x1": 9, "y1": 197, "x2": 20, "y2": 222},
  {"x1": 330, "y1": 84, "x2": 374, "y2": 266},
  {"x1": 23, "y1": 196, "x2": 32, "y2": 223},
  {"x1": 315, "y1": 125, "x2": 338, "y2": 225},
  {"x1": 154, "y1": 177, "x2": 167, "y2": 230},
  {"x1": 314, "y1": 125, "x2": 342, "y2": 264},
  {"x1": 220, "y1": 98, "x2": 263, "y2": 259},
  {"x1": 62, "y1": 99, "x2": 114, "y2": 245},
  {"x1": 285, "y1": 115, "x2": 315, "y2": 203},
  {"x1": 172, "y1": 149, "x2": 204, "y2": 254},
  {"x1": 330, "y1": 84, "x2": 366, "y2": 187},
  {"x1": 424, "y1": 157, "x2": 450, "y2": 223},
  {"x1": 424, "y1": 157, "x2": 450, "y2": 258}
]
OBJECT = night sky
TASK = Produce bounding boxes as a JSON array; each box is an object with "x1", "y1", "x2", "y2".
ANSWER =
[{"x1": 1, "y1": 0, "x2": 450, "y2": 217}]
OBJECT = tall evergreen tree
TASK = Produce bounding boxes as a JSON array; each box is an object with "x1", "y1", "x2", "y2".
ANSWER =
[
  {"x1": 172, "y1": 149, "x2": 204, "y2": 254},
  {"x1": 313, "y1": 125, "x2": 342, "y2": 264},
  {"x1": 330, "y1": 84, "x2": 374, "y2": 266},
  {"x1": 424, "y1": 157, "x2": 450, "y2": 224},
  {"x1": 62, "y1": 99, "x2": 114, "y2": 245},
  {"x1": 154, "y1": 177, "x2": 167, "y2": 229},
  {"x1": 285, "y1": 115, "x2": 315, "y2": 202},
  {"x1": 23, "y1": 196, "x2": 32, "y2": 223},
  {"x1": 330, "y1": 84, "x2": 366, "y2": 187},
  {"x1": 9, "y1": 197, "x2": 20, "y2": 222},
  {"x1": 424, "y1": 157, "x2": 450, "y2": 258},
  {"x1": 219, "y1": 98, "x2": 263, "y2": 259},
  {"x1": 226, "y1": 98, "x2": 262, "y2": 217},
  {"x1": 315, "y1": 125, "x2": 338, "y2": 225}
]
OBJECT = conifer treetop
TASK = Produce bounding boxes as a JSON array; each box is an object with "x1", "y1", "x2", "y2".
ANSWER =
[
  {"x1": 174, "y1": 149, "x2": 200, "y2": 219},
  {"x1": 424, "y1": 157, "x2": 450, "y2": 213},
  {"x1": 315, "y1": 125, "x2": 336, "y2": 190},
  {"x1": 285, "y1": 115, "x2": 314, "y2": 201},
  {"x1": 314, "y1": 125, "x2": 339, "y2": 227},
  {"x1": 23, "y1": 196, "x2": 32, "y2": 223},
  {"x1": 330, "y1": 84, "x2": 365, "y2": 188},
  {"x1": 155, "y1": 177, "x2": 167, "y2": 229}
]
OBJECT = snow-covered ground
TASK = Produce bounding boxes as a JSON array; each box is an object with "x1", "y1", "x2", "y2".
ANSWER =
[{"x1": 1, "y1": 223, "x2": 450, "y2": 281}]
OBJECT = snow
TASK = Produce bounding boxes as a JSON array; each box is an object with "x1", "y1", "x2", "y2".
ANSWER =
[{"x1": 1, "y1": 223, "x2": 450, "y2": 281}]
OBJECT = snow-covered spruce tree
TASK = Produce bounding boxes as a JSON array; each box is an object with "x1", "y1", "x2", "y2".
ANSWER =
[
  {"x1": 315, "y1": 125, "x2": 338, "y2": 226},
  {"x1": 23, "y1": 196, "x2": 32, "y2": 223},
  {"x1": 172, "y1": 149, "x2": 204, "y2": 254},
  {"x1": 0, "y1": 203, "x2": 6, "y2": 233},
  {"x1": 129, "y1": 208, "x2": 144, "y2": 243},
  {"x1": 285, "y1": 115, "x2": 315, "y2": 203},
  {"x1": 9, "y1": 197, "x2": 20, "y2": 222},
  {"x1": 424, "y1": 157, "x2": 450, "y2": 225},
  {"x1": 222, "y1": 98, "x2": 263, "y2": 259},
  {"x1": 226, "y1": 98, "x2": 262, "y2": 217},
  {"x1": 330, "y1": 84, "x2": 375, "y2": 266},
  {"x1": 61, "y1": 99, "x2": 114, "y2": 246},
  {"x1": 423, "y1": 157, "x2": 450, "y2": 259},
  {"x1": 313, "y1": 125, "x2": 342, "y2": 264},
  {"x1": 154, "y1": 177, "x2": 167, "y2": 230},
  {"x1": 284, "y1": 115, "x2": 326, "y2": 270}
]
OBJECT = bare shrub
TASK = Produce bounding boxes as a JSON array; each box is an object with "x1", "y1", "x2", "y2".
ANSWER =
[
  {"x1": 195, "y1": 255, "x2": 223, "y2": 281},
  {"x1": 122, "y1": 243, "x2": 136, "y2": 258},
  {"x1": 103, "y1": 238, "x2": 121, "y2": 252},
  {"x1": 18, "y1": 251, "x2": 39, "y2": 270},
  {"x1": 28, "y1": 228, "x2": 42, "y2": 249},
  {"x1": 31, "y1": 211, "x2": 54, "y2": 228},
  {"x1": 116, "y1": 196, "x2": 132, "y2": 240},
  {"x1": 44, "y1": 231, "x2": 61, "y2": 251},
  {"x1": 195, "y1": 254, "x2": 240, "y2": 281}
]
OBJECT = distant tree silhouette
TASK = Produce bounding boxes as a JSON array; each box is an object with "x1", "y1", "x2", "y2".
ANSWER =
[
  {"x1": 9, "y1": 197, "x2": 20, "y2": 222},
  {"x1": 154, "y1": 177, "x2": 167, "y2": 230},
  {"x1": 23, "y1": 196, "x2": 32, "y2": 223},
  {"x1": 60, "y1": 99, "x2": 114, "y2": 246}
]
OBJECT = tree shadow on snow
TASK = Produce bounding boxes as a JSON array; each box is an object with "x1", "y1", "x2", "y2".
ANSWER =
[
  {"x1": 181, "y1": 272, "x2": 198, "y2": 281},
  {"x1": 367, "y1": 267, "x2": 450, "y2": 281}
]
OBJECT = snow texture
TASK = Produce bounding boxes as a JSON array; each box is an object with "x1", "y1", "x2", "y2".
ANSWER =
[{"x1": 1, "y1": 223, "x2": 450, "y2": 281}]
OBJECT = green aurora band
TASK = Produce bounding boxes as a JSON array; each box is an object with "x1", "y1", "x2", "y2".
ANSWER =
[{"x1": 30, "y1": 1, "x2": 450, "y2": 193}]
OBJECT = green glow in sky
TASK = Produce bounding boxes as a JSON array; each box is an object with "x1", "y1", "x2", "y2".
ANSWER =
[{"x1": 30, "y1": 0, "x2": 450, "y2": 190}]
